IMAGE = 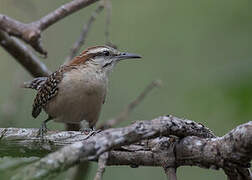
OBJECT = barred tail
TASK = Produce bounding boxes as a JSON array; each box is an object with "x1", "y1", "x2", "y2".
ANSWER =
[
  {"x1": 21, "y1": 77, "x2": 47, "y2": 90},
  {"x1": 32, "y1": 105, "x2": 42, "y2": 118}
]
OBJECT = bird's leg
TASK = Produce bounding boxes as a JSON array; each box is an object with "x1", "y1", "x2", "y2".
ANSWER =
[
  {"x1": 80, "y1": 127, "x2": 94, "y2": 135},
  {"x1": 91, "y1": 126, "x2": 101, "y2": 134},
  {"x1": 81, "y1": 126, "x2": 101, "y2": 138},
  {"x1": 80, "y1": 120, "x2": 93, "y2": 135},
  {"x1": 37, "y1": 116, "x2": 52, "y2": 138},
  {"x1": 80, "y1": 122, "x2": 101, "y2": 138}
]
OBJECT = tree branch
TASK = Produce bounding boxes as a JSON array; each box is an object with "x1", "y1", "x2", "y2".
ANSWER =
[
  {"x1": 0, "y1": 115, "x2": 215, "y2": 158},
  {"x1": 0, "y1": 0, "x2": 99, "y2": 55},
  {"x1": 0, "y1": 30, "x2": 50, "y2": 77},
  {"x1": 2, "y1": 115, "x2": 216, "y2": 180},
  {"x1": 1, "y1": 1, "x2": 250, "y2": 180},
  {"x1": 94, "y1": 152, "x2": 108, "y2": 180},
  {"x1": 1, "y1": 119, "x2": 251, "y2": 179},
  {"x1": 38, "y1": 0, "x2": 99, "y2": 31},
  {"x1": 2, "y1": 116, "x2": 252, "y2": 179}
]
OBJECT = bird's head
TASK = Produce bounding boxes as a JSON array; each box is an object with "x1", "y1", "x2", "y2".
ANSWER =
[{"x1": 67, "y1": 45, "x2": 141, "y2": 74}]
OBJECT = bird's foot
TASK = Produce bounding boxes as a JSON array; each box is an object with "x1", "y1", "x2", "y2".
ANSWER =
[
  {"x1": 81, "y1": 127, "x2": 101, "y2": 139},
  {"x1": 37, "y1": 122, "x2": 48, "y2": 139},
  {"x1": 81, "y1": 127, "x2": 93, "y2": 135}
]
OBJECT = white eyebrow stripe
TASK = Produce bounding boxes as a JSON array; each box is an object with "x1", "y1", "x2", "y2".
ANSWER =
[{"x1": 87, "y1": 47, "x2": 108, "y2": 54}]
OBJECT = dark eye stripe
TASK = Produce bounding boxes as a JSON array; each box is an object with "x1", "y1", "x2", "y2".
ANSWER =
[
  {"x1": 92, "y1": 51, "x2": 110, "y2": 57},
  {"x1": 103, "y1": 61, "x2": 113, "y2": 68}
]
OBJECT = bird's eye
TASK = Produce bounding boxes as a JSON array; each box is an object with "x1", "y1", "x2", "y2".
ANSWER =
[{"x1": 104, "y1": 51, "x2": 110, "y2": 56}]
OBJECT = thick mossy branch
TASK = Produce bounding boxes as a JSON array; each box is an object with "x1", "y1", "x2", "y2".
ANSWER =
[{"x1": 0, "y1": 116, "x2": 251, "y2": 180}]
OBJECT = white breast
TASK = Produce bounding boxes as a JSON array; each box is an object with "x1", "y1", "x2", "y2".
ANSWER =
[{"x1": 45, "y1": 66, "x2": 108, "y2": 127}]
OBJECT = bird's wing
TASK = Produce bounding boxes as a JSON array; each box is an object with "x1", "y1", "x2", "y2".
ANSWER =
[
  {"x1": 32, "y1": 65, "x2": 76, "y2": 118},
  {"x1": 22, "y1": 77, "x2": 47, "y2": 90}
]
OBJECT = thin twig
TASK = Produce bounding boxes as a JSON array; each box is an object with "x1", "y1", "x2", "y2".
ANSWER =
[
  {"x1": 94, "y1": 152, "x2": 109, "y2": 180},
  {"x1": 65, "y1": 2, "x2": 104, "y2": 62},
  {"x1": 104, "y1": 0, "x2": 112, "y2": 45},
  {"x1": 98, "y1": 80, "x2": 162, "y2": 129},
  {"x1": 38, "y1": 0, "x2": 99, "y2": 31},
  {"x1": 0, "y1": 30, "x2": 50, "y2": 77}
]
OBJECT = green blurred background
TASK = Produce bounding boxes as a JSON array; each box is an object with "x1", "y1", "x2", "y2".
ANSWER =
[{"x1": 0, "y1": 0, "x2": 251, "y2": 179}]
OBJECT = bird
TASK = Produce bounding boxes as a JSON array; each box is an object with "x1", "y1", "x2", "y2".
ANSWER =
[{"x1": 23, "y1": 45, "x2": 141, "y2": 136}]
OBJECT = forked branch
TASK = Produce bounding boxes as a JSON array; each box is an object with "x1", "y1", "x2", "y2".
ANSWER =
[{"x1": 0, "y1": 0, "x2": 99, "y2": 55}]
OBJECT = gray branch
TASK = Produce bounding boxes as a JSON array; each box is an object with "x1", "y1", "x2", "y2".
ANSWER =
[
  {"x1": 94, "y1": 152, "x2": 108, "y2": 180},
  {"x1": 0, "y1": 116, "x2": 251, "y2": 179},
  {"x1": 0, "y1": 115, "x2": 214, "y2": 157},
  {"x1": 0, "y1": 0, "x2": 101, "y2": 78},
  {"x1": 0, "y1": 30, "x2": 50, "y2": 77},
  {"x1": 0, "y1": 0, "x2": 99, "y2": 55}
]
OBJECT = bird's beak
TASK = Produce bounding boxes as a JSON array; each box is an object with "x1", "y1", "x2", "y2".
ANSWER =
[{"x1": 116, "y1": 52, "x2": 142, "y2": 61}]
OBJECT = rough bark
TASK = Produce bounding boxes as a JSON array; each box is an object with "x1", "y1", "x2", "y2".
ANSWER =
[{"x1": 0, "y1": 116, "x2": 251, "y2": 180}]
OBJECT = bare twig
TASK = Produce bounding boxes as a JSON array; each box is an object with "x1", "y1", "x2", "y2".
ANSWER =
[
  {"x1": 94, "y1": 152, "x2": 109, "y2": 180},
  {"x1": 104, "y1": 0, "x2": 112, "y2": 45},
  {"x1": 38, "y1": 0, "x2": 99, "y2": 31},
  {"x1": 0, "y1": 15, "x2": 46, "y2": 55},
  {"x1": 99, "y1": 80, "x2": 162, "y2": 129},
  {"x1": 65, "y1": 2, "x2": 104, "y2": 62},
  {"x1": 0, "y1": 0, "x2": 99, "y2": 55},
  {"x1": 0, "y1": 30, "x2": 50, "y2": 77}
]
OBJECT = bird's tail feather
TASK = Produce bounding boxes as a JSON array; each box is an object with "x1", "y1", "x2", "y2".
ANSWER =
[{"x1": 21, "y1": 77, "x2": 47, "y2": 90}]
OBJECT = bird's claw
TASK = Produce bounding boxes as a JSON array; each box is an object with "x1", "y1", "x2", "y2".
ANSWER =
[
  {"x1": 81, "y1": 127, "x2": 101, "y2": 139},
  {"x1": 37, "y1": 122, "x2": 48, "y2": 139}
]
